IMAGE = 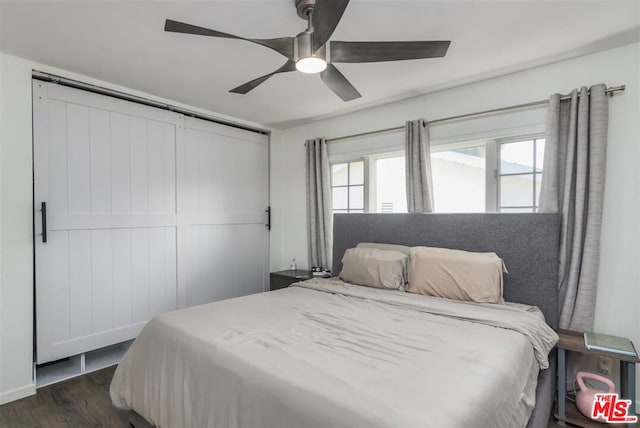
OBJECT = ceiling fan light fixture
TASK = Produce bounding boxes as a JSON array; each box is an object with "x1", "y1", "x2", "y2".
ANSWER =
[{"x1": 295, "y1": 56, "x2": 327, "y2": 74}]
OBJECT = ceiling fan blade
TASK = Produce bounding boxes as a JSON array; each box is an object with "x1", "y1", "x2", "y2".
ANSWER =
[
  {"x1": 330, "y1": 40, "x2": 451, "y2": 63},
  {"x1": 165, "y1": 19, "x2": 237, "y2": 38},
  {"x1": 320, "y1": 63, "x2": 361, "y2": 102},
  {"x1": 164, "y1": 19, "x2": 294, "y2": 59},
  {"x1": 229, "y1": 60, "x2": 297, "y2": 94},
  {"x1": 312, "y1": 0, "x2": 350, "y2": 51}
]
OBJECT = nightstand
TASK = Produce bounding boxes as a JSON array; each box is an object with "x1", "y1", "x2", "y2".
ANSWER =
[
  {"x1": 269, "y1": 270, "x2": 313, "y2": 291},
  {"x1": 555, "y1": 329, "x2": 639, "y2": 427}
]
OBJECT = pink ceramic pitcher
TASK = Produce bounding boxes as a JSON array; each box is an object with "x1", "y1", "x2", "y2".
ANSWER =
[{"x1": 575, "y1": 371, "x2": 616, "y2": 422}]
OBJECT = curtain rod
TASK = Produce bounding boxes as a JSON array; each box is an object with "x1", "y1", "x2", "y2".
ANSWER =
[
  {"x1": 31, "y1": 70, "x2": 270, "y2": 136},
  {"x1": 326, "y1": 85, "x2": 625, "y2": 143}
]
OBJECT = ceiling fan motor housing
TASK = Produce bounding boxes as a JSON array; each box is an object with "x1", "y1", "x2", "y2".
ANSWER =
[
  {"x1": 295, "y1": 0, "x2": 316, "y2": 20},
  {"x1": 295, "y1": 30, "x2": 326, "y2": 63}
]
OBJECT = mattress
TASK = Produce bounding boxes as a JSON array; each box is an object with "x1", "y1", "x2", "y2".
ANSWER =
[{"x1": 110, "y1": 278, "x2": 558, "y2": 428}]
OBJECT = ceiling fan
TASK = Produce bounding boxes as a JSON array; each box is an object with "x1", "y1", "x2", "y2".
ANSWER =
[{"x1": 164, "y1": 0, "x2": 450, "y2": 102}]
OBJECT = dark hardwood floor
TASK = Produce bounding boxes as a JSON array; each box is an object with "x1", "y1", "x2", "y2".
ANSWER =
[
  {"x1": 0, "y1": 366, "x2": 129, "y2": 428},
  {"x1": 0, "y1": 365, "x2": 566, "y2": 428}
]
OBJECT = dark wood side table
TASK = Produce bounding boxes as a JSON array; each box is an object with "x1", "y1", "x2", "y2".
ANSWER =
[
  {"x1": 270, "y1": 270, "x2": 313, "y2": 291},
  {"x1": 555, "y1": 329, "x2": 639, "y2": 427}
]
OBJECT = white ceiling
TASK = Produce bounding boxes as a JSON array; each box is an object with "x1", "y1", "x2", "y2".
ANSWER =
[{"x1": 1, "y1": 1, "x2": 639, "y2": 128}]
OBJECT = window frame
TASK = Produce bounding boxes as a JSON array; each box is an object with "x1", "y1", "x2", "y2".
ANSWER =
[
  {"x1": 329, "y1": 132, "x2": 545, "y2": 215},
  {"x1": 330, "y1": 157, "x2": 369, "y2": 214},
  {"x1": 495, "y1": 134, "x2": 545, "y2": 213},
  {"x1": 367, "y1": 150, "x2": 405, "y2": 213}
]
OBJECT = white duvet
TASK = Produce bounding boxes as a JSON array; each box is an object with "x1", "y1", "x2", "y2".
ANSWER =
[{"x1": 110, "y1": 278, "x2": 558, "y2": 428}]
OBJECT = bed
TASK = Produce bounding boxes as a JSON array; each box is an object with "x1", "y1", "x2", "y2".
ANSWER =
[{"x1": 111, "y1": 213, "x2": 560, "y2": 428}]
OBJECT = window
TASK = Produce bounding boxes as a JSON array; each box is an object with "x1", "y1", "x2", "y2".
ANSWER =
[
  {"x1": 431, "y1": 144, "x2": 486, "y2": 213},
  {"x1": 498, "y1": 138, "x2": 545, "y2": 212},
  {"x1": 329, "y1": 133, "x2": 544, "y2": 214},
  {"x1": 331, "y1": 160, "x2": 365, "y2": 213},
  {"x1": 374, "y1": 155, "x2": 407, "y2": 213}
]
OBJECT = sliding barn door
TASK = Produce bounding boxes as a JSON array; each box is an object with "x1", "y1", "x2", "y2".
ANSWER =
[
  {"x1": 181, "y1": 117, "x2": 269, "y2": 307},
  {"x1": 33, "y1": 82, "x2": 181, "y2": 364},
  {"x1": 33, "y1": 81, "x2": 270, "y2": 365}
]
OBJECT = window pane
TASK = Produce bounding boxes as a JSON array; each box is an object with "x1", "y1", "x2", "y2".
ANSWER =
[
  {"x1": 501, "y1": 140, "x2": 534, "y2": 173},
  {"x1": 332, "y1": 187, "x2": 348, "y2": 209},
  {"x1": 535, "y1": 139, "x2": 545, "y2": 172},
  {"x1": 331, "y1": 163, "x2": 348, "y2": 186},
  {"x1": 349, "y1": 161, "x2": 364, "y2": 185},
  {"x1": 500, "y1": 207, "x2": 534, "y2": 213},
  {"x1": 431, "y1": 146, "x2": 485, "y2": 213},
  {"x1": 349, "y1": 185, "x2": 364, "y2": 209},
  {"x1": 375, "y1": 156, "x2": 407, "y2": 213},
  {"x1": 500, "y1": 174, "x2": 534, "y2": 207},
  {"x1": 349, "y1": 209, "x2": 364, "y2": 213},
  {"x1": 333, "y1": 209, "x2": 348, "y2": 213}
]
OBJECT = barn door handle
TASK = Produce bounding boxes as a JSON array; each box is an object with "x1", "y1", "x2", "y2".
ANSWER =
[
  {"x1": 41, "y1": 201, "x2": 48, "y2": 243},
  {"x1": 265, "y1": 206, "x2": 271, "y2": 230}
]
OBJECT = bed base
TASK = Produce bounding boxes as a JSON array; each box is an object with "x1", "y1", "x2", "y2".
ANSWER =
[
  {"x1": 127, "y1": 354, "x2": 557, "y2": 428},
  {"x1": 527, "y1": 351, "x2": 556, "y2": 428}
]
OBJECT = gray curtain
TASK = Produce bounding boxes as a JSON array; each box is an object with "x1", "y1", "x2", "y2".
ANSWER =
[
  {"x1": 305, "y1": 138, "x2": 332, "y2": 269},
  {"x1": 539, "y1": 84, "x2": 609, "y2": 331},
  {"x1": 405, "y1": 119, "x2": 434, "y2": 213}
]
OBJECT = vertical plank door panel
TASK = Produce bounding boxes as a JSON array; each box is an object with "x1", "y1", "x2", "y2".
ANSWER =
[
  {"x1": 37, "y1": 231, "x2": 71, "y2": 359},
  {"x1": 147, "y1": 120, "x2": 165, "y2": 214},
  {"x1": 112, "y1": 228, "x2": 133, "y2": 328},
  {"x1": 163, "y1": 123, "x2": 177, "y2": 215},
  {"x1": 148, "y1": 227, "x2": 166, "y2": 317},
  {"x1": 164, "y1": 228, "x2": 178, "y2": 312},
  {"x1": 129, "y1": 117, "x2": 148, "y2": 215},
  {"x1": 89, "y1": 108, "x2": 111, "y2": 214},
  {"x1": 67, "y1": 104, "x2": 91, "y2": 214},
  {"x1": 34, "y1": 82, "x2": 181, "y2": 364},
  {"x1": 182, "y1": 117, "x2": 269, "y2": 307},
  {"x1": 91, "y1": 229, "x2": 113, "y2": 333},
  {"x1": 68, "y1": 230, "x2": 93, "y2": 340},
  {"x1": 131, "y1": 228, "x2": 150, "y2": 324},
  {"x1": 47, "y1": 100, "x2": 68, "y2": 215},
  {"x1": 110, "y1": 112, "x2": 131, "y2": 214}
]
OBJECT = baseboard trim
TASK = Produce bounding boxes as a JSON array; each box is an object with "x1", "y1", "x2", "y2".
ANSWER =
[{"x1": 0, "y1": 383, "x2": 36, "y2": 405}]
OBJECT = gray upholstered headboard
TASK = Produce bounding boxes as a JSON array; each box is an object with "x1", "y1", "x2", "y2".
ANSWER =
[{"x1": 332, "y1": 213, "x2": 560, "y2": 329}]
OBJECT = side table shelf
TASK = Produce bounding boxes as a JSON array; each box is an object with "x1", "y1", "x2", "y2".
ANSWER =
[
  {"x1": 555, "y1": 329, "x2": 638, "y2": 427},
  {"x1": 269, "y1": 270, "x2": 313, "y2": 291}
]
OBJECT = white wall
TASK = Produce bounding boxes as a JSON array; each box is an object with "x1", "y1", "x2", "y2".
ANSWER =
[
  {"x1": 271, "y1": 43, "x2": 640, "y2": 396},
  {"x1": 0, "y1": 54, "x2": 34, "y2": 405},
  {"x1": 0, "y1": 52, "x2": 270, "y2": 404}
]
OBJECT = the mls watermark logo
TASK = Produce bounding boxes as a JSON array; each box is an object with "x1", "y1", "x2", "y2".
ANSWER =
[{"x1": 591, "y1": 393, "x2": 638, "y2": 424}]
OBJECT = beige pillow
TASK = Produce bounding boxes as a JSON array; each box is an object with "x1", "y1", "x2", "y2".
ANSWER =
[
  {"x1": 407, "y1": 246, "x2": 506, "y2": 304},
  {"x1": 356, "y1": 242, "x2": 411, "y2": 258},
  {"x1": 339, "y1": 247, "x2": 409, "y2": 291}
]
